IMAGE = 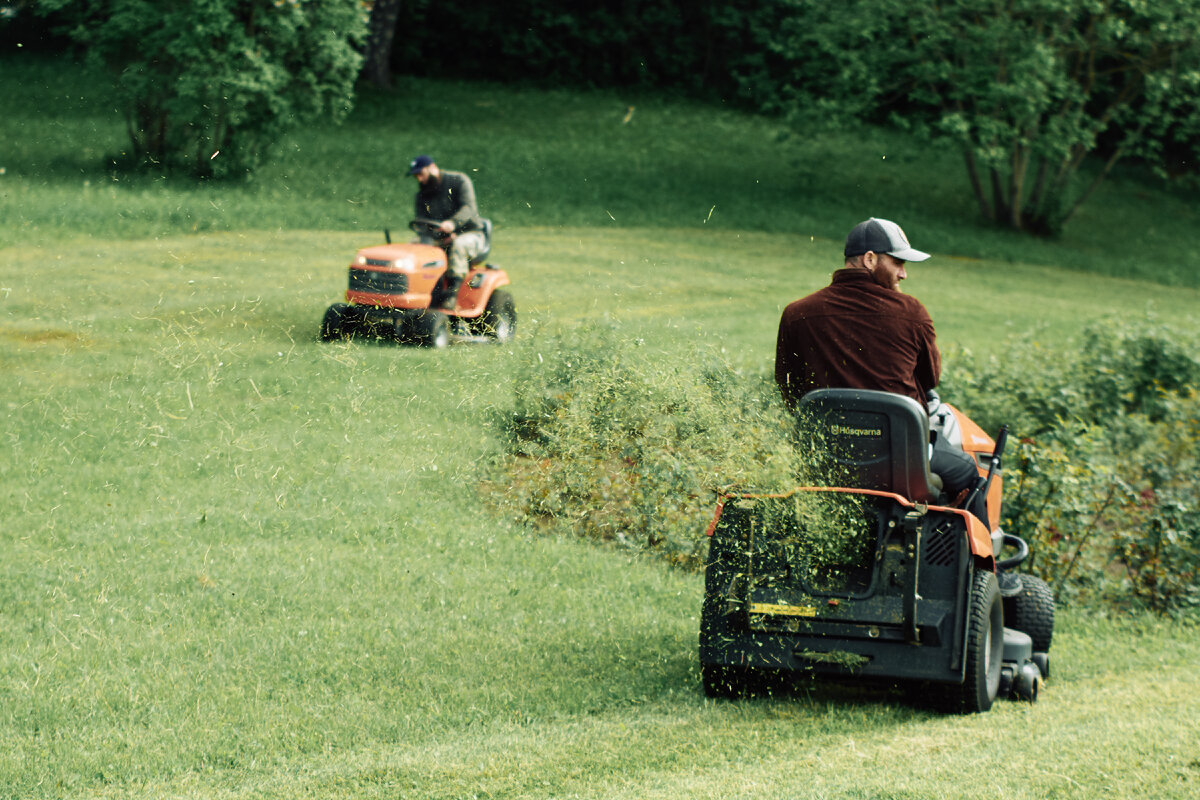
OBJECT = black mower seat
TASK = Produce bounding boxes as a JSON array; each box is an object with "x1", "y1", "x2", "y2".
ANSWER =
[
  {"x1": 469, "y1": 218, "x2": 493, "y2": 265},
  {"x1": 798, "y1": 388, "x2": 943, "y2": 503}
]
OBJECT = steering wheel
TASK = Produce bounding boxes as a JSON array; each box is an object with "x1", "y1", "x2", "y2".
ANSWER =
[{"x1": 409, "y1": 218, "x2": 450, "y2": 240}]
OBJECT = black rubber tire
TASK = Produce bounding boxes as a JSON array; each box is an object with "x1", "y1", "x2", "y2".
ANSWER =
[
  {"x1": 701, "y1": 662, "x2": 751, "y2": 700},
  {"x1": 473, "y1": 289, "x2": 516, "y2": 343},
  {"x1": 413, "y1": 310, "x2": 450, "y2": 349},
  {"x1": 391, "y1": 312, "x2": 413, "y2": 344},
  {"x1": 1004, "y1": 573, "x2": 1055, "y2": 653},
  {"x1": 320, "y1": 303, "x2": 351, "y2": 341},
  {"x1": 957, "y1": 570, "x2": 1004, "y2": 713}
]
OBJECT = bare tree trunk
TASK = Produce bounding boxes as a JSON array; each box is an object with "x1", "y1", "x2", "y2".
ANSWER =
[
  {"x1": 990, "y1": 167, "x2": 1010, "y2": 228},
  {"x1": 1009, "y1": 143, "x2": 1029, "y2": 230},
  {"x1": 963, "y1": 148, "x2": 992, "y2": 221},
  {"x1": 1060, "y1": 142, "x2": 1128, "y2": 228},
  {"x1": 362, "y1": 0, "x2": 402, "y2": 88},
  {"x1": 1027, "y1": 156, "x2": 1050, "y2": 218}
]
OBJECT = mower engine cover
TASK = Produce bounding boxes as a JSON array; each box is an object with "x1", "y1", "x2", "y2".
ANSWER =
[{"x1": 346, "y1": 242, "x2": 447, "y2": 310}]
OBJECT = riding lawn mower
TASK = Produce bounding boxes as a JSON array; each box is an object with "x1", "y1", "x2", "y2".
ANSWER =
[
  {"x1": 699, "y1": 388, "x2": 1055, "y2": 712},
  {"x1": 320, "y1": 218, "x2": 516, "y2": 348}
]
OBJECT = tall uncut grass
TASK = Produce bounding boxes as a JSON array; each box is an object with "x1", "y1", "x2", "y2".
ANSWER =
[{"x1": 3, "y1": 51, "x2": 1200, "y2": 799}]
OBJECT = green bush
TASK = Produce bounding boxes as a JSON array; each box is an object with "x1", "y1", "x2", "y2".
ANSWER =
[
  {"x1": 942, "y1": 317, "x2": 1200, "y2": 614},
  {"x1": 732, "y1": 0, "x2": 1200, "y2": 234},
  {"x1": 39, "y1": 0, "x2": 365, "y2": 178},
  {"x1": 489, "y1": 322, "x2": 804, "y2": 568},
  {"x1": 492, "y1": 318, "x2": 1199, "y2": 616}
]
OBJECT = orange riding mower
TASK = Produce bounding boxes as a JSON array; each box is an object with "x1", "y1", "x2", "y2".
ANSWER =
[
  {"x1": 321, "y1": 219, "x2": 515, "y2": 348},
  {"x1": 699, "y1": 388, "x2": 1054, "y2": 713}
]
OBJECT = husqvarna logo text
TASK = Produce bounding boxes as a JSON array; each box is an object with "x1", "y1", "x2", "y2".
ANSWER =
[{"x1": 831, "y1": 424, "x2": 883, "y2": 437}]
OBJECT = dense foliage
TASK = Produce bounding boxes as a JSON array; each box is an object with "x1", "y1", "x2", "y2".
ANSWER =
[
  {"x1": 494, "y1": 319, "x2": 1200, "y2": 616},
  {"x1": 942, "y1": 318, "x2": 1200, "y2": 614},
  {"x1": 379, "y1": 0, "x2": 1200, "y2": 235},
  {"x1": 382, "y1": 0, "x2": 756, "y2": 96},
  {"x1": 38, "y1": 0, "x2": 366, "y2": 178},
  {"x1": 736, "y1": 0, "x2": 1200, "y2": 234}
]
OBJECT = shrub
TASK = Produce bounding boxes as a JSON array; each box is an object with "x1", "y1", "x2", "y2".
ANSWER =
[
  {"x1": 40, "y1": 0, "x2": 366, "y2": 178},
  {"x1": 942, "y1": 317, "x2": 1200, "y2": 614},
  {"x1": 489, "y1": 322, "x2": 804, "y2": 568}
]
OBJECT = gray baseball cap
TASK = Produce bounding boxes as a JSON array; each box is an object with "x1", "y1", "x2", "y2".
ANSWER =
[{"x1": 844, "y1": 217, "x2": 930, "y2": 261}]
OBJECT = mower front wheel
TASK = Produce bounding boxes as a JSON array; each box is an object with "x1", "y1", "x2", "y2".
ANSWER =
[
  {"x1": 956, "y1": 570, "x2": 1004, "y2": 713},
  {"x1": 412, "y1": 310, "x2": 450, "y2": 349},
  {"x1": 1004, "y1": 573, "x2": 1055, "y2": 654},
  {"x1": 321, "y1": 303, "x2": 354, "y2": 341}
]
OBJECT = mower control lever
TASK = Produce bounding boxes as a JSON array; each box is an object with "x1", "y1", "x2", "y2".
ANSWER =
[{"x1": 964, "y1": 424, "x2": 1008, "y2": 526}]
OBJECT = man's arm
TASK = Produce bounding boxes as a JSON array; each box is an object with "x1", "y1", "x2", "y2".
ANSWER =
[
  {"x1": 914, "y1": 315, "x2": 941, "y2": 398},
  {"x1": 775, "y1": 317, "x2": 799, "y2": 412},
  {"x1": 446, "y1": 173, "x2": 479, "y2": 231}
]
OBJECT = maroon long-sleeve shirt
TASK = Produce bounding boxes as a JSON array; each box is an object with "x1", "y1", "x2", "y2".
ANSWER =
[{"x1": 775, "y1": 268, "x2": 941, "y2": 411}]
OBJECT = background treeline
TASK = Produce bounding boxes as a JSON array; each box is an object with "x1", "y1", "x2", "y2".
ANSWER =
[
  {"x1": 384, "y1": 0, "x2": 756, "y2": 97},
  {"x1": 14, "y1": 0, "x2": 1198, "y2": 237},
  {"x1": 382, "y1": 0, "x2": 1200, "y2": 234}
]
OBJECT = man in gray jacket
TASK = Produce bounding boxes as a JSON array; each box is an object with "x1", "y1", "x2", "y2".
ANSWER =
[{"x1": 407, "y1": 154, "x2": 488, "y2": 307}]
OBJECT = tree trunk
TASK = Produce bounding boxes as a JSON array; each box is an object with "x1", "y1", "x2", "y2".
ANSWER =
[
  {"x1": 1009, "y1": 144, "x2": 1028, "y2": 230},
  {"x1": 362, "y1": 0, "x2": 403, "y2": 88},
  {"x1": 963, "y1": 149, "x2": 992, "y2": 221},
  {"x1": 989, "y1": 167, "x2": 1010, "y2": 228}
]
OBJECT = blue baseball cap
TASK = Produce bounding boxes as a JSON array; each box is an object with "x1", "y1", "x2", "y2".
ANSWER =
[{"x1": 406, "y1": 154, "x2": 434, "y2": 176}]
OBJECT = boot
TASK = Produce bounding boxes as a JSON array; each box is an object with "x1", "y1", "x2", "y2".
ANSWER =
[{"x1": 438, "y1": 275, "x2": 463, "y2": 309}]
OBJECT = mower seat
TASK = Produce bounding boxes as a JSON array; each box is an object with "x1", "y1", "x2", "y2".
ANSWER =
[
  {"x1": 469, "y1": 218, "x2": 493, "y2": 265},
  {"x1": 798, "y1": 388, "x2": 943, "y2": 503}
]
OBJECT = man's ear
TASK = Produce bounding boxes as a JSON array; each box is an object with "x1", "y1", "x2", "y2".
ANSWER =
[{"x1": 862, "y1": 251, "x2": 878, "y2": 269}]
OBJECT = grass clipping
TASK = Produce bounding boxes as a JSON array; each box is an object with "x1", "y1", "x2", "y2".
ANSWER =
[{"x1": 485, "y1": 322, "x2": 819, "y2": 568}]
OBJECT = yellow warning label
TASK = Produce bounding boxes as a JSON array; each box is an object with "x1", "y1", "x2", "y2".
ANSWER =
[{"x1": 748, "y1": 602, "x2": 818, "y2": 617}]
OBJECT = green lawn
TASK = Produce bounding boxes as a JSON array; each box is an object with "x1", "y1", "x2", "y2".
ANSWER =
[
  {"x1": 2, "y1": 51, "x2": 1199, "y2": 800},
  {"x1": 3, "y1": 227, "x2": 1199, "y2": 799}
]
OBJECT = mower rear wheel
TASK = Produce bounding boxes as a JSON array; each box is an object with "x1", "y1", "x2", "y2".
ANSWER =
[
  {"x1": 701, "y1": 663, "x2": 751, "y2": 699},
  {"x1": 1004, "y1": 574, "x2": 1055, "y2": 654},
  {"x1": 472, "y1": 289, "x2": 516, "y2": 343},
  {"x1": 320, "y1": 303, "x2": 352, "y2": 341},
  {"x1": 956, "y1": 570, "x2": 1004, "y2": 713}
]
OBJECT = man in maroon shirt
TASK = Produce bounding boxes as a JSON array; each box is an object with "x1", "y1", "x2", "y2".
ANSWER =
[{"x1": 775, "y1": 217, "x2": 984, "y2": 517}]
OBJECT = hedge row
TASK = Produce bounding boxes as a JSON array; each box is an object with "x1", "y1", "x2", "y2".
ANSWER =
[{"x1": 488, "y1": 318, "x2": 1200, "y2": 616}]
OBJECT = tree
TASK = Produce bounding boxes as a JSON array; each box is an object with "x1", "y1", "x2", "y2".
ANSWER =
[
  {"x1": 739, "y1": 0, "x2": 1200, "y2": 234},
  {"x1": 40, "y1": 0, "x2": 367, "y2": 179},
  {"x1": 361, "y1": 0, "x2": 401, "y2": 88}
]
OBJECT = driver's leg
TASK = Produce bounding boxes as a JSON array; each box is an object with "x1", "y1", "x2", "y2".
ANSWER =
[
  {"x1": 439, "y1": 232, "x2": 486, "y2": 308},
  {"x1": 930, "y1": 436, "x2": 988, "y2": 523},
  {"x1": 448, "y1": 231, "x2": 486, "y2": 276}
]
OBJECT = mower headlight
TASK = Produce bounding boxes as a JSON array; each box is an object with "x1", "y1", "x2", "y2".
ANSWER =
[
  {"x1": 392, "y1": 256, "x2": 413, "y2": 270},
  {"x1": 355, "y1": 255, "x2": 367, "y2": 266}
]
